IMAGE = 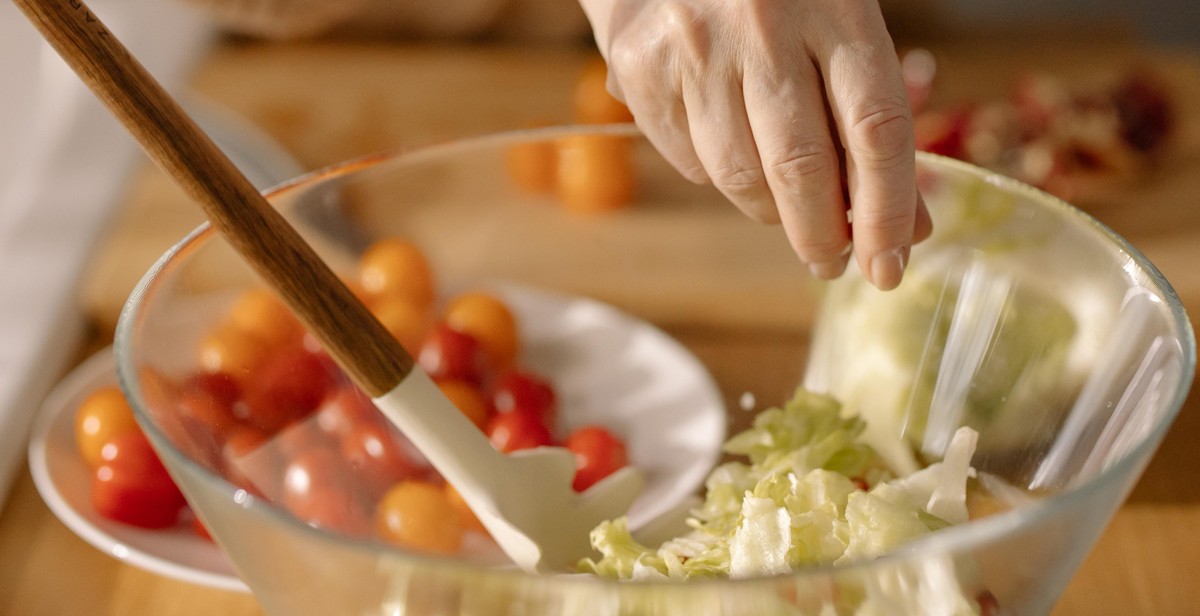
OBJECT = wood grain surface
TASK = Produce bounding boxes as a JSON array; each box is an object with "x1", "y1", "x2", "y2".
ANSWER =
[{"x1": 1, "y1": 33, "x2": 1198, "y2": 616}]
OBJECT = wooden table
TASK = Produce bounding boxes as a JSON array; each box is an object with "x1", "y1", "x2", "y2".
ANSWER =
[{"x1": 1, "y1": 34, "x2": 1199, "y2": 615}]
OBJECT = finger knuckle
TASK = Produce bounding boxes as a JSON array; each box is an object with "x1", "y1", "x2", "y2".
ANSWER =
[
  {"x1": 848, "y1": 96, "x2": 913, "y2": 166},
  {"x1": 710, "y1": 163, "x2": 766, "y2": 194},
  {"x1": 765, "y1": 142, "x2": 836, "y2": 181},
  {"x1": 853, "y1": 202, "x2": 914, "y2": 235}
]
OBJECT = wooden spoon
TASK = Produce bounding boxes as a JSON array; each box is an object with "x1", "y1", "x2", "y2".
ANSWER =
[{"x1": 12, "y1": 0, "x2": 642, "y2": 572}]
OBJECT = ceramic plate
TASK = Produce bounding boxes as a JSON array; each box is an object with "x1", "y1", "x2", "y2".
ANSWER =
[{"x1": 29, "y1": 285, "x2": 725, "y2": 585}]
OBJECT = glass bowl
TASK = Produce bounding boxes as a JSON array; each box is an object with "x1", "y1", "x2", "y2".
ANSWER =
[{"x1": 115, "y1": 124, "x2": 1194, "y2": 615}]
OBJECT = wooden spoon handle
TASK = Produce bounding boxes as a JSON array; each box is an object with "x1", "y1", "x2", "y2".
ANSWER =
[{"x1": 13, "y1": 0, "x2": 413, "y2": 396}]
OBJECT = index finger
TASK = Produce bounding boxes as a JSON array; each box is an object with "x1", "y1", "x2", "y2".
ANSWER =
[{"x1": 813, "y1": 5, "x2": 922, "y2": 291}]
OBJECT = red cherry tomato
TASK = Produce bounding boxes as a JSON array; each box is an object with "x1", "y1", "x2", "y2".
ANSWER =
[
  {"x1": 490, "y1": 370, "x2": 557, "y2": 430},
  {"x1": 418, "y1": 323, "x2": 489, "y2": 386},
  {"x1": 485, "y1": 411, "x2": 553, "y2": 453},
  {"x1": 220, "y1": 426, "x2": 274, "y2": 495},
  {"x1": 282, "y1": 447, "x2": 370, "y2": 536},
  {"x1": 176, "y1": 372, "x2": 244, "y2": 441},
  {"x1": 242, "y1": 348, "x2": 336, "y2": 433},
  {"x1": 91, "y1": 431, "x2": 187, "y2": 528},
  {"x1": 315, "y1": 386, "x2": 383, "y2": 438},
  {"x1": 564, "y1": 426, "x2": 628, "y2": 492},
  {"x1": 340, "y1": 419, "x2": 431, "y2": 497}
]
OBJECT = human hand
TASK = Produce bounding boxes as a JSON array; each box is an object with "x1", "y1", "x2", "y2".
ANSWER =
[{"x1": 578, "y1": 0, "x2": 932, "y2": 290}]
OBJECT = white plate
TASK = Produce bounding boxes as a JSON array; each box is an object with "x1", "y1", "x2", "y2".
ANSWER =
[
  {"x1": 28, "y1": 286, "x2": 726, "y2": 587},
  {"x1": 27, "y1": 347, "x2": 250, "y2": 592}
]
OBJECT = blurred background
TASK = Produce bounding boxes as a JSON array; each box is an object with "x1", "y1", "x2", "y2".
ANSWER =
[{"x1": 0, "y1": 0, "x2": 1198, "y2": 614}]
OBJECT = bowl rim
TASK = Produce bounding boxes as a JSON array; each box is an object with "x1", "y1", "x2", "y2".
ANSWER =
[{"x1": 114, "y1": 123, "x2": 1197, "y2": 589}]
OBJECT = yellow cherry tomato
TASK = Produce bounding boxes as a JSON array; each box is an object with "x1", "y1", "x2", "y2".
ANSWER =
[
  {"x1": 357, "y1": 239, "x2": 436, "y2": 312},
  {"x1": 225, "y1": 288, "x2": 304, "y2": 350},
  {"x1": 443, "y1": 292, "x2": 519, "y2": 368},
  {"x1": 198, "y1": 323, "x2": 269, "y2": 379},
  {"x1": 574, "y1": 57, "x2": 635, "y2": 125},
  {"x1": 444, "y1": 483, "x2": 488, "y2": 535},
  {"x1": 375, "y1": 480, "x2": 464, "y2": 555},
  {"x1": 370, "y1": 296, "x2": 431, "y2": 355},
  {"x1": 506, "y1": 137, "x2": 559, "y2": 195},
  {"x1": 75, "y1": 386, "x2": 142, "y2": 468}
]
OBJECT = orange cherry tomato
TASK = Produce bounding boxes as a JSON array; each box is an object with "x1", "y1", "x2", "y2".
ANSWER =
[
  {"x1": 506, "y1": 133, "x2": 558, "y2": 194},
  {"x1": 556, "y1": 134, "x2": 636, "y2": 213},
  {"x1": 225, "y1": 288, "x2": 304, "y2": 351},
  {"x1": 444, "y1": 483, "x2": 487, "y2": 535},
  {"x1": 192, "y1": 515, "x2": 213, "y2": 541},
  {"x1": 357, "y1": 238, "x2": 436, "y2": 312},
  {"x1": 574, "y1": 57, "x2": 635, "y2": 125},
  {"x1": 564, "y1": 426, "x2": 628, "y2": 492},
  {"x1": 435, "y1": 379, "x2": 491, "y2": 430},
  {"x1": 375, "y1": 480, "x2": 464, "y2": 555},
  {"x1": 370, "y1": 296, "x2": 430, "y2": 355},
  {"x1": 197, "y1": 323, "x2": 270, "y2": 381},
  {"x1": 75, "y1": 386, "x2": 142, "y2": 469},
  {"x1": 443, "y1": 292, "x2": 519, "y2": 368}
]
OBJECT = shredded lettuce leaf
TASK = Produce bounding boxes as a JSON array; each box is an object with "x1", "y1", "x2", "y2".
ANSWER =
[{"x1": 579, "y1": 387, "x2": 980, "y2": 582}]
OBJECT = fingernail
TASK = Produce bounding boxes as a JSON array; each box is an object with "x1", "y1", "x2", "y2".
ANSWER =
[
  {"x1": 870, "y1": 246, "x2": 909, "y2": 290},
  {"x1": 807, "y1": 244, "x2": 853, "y2": 280},
  {"x1": 809, "y1": 254, "x2": 850, "y2": 280}
]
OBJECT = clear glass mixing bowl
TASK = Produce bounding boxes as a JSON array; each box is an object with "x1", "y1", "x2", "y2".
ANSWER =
[{"x1": 115, "y1": 125, "x2": 1194, "y2": 615}]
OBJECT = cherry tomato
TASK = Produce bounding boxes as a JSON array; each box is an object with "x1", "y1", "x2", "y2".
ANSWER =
[
  {"x1": 241, "y1": 348, "x2": 336, "y2": 433},
  {"x1": 435, "y1": 379, "x2": 491, "y2": 430},
  {"x1": 417, "y1": 323, "x2": 489, "y2": 386},
  {"x1": 340, "y1": 419, "x2": 430, "y2": 498},
  {"x1": 315, "y1": 386, "x2": 383, "y2": 438},
  {"x1": 574, "y1": 57, "x2": 635, "y2": 125},
  {"x1": 92, "y1": 431, "x2": 187, "y2": 528},
  {"x1": 443, "y1": 292, "x2": 519, "y2": 368},
  {"x1": 443, "y1": 483, "x2": 488, "y2": 535},
  {"x1": 225, "y1": 288, "x2": 304, "y2": 351},
  {"x1": 506, "y1": 133, "x2": 558, "y2": 194},
  {"x1": 357, "y1": 238, "x2": 436, "y2": 312},
  {"x1": 75, "y1": 386, "x2": 142, "y2": 469},
  {"x1": 197, "y1": 323, "x2": 270, "y2": 380},
  {"x1": 489, "y1": 370, "x2": 557, "y2": 430},
  {"x1": 485, "y1": 411, "x2": 553, "y2": 453},
  {"x1": 564, "y1": 426, "x2": 628, "y2": 492},
  {"x1": 176, "y1": 372, "x2": 244, "y2": 441},
  {"x1": 370, "y1": 296, "x2": 430, "y2": 355},
  {"x1": 221, "y1": 426, "x2": 274, "y2": 495},
  {"x1": 556, "y1": 134, "x2": 636, "y2": 213},
  {"x1": 282, "y1": 447, "x2": 370, "y2": 536},
  {"x1": 375, "y1": 480, "x2": 463, "y2": 555},
  {"x1": 192, "y1": 515, "x2": 213, "y2": 541}
]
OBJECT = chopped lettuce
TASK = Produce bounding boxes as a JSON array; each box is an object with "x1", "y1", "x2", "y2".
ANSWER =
[{"x1": 579, "y1": 387, "x2": 980, "y2": 582}]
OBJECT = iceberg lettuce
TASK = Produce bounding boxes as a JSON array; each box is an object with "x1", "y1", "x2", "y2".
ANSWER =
[{"x1": 579, "y1": 387, "x2": 980, "y2": 582}]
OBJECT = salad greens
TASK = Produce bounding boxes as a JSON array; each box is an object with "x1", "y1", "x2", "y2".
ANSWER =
[{"x1": 579, "y1": 388, "x2": 979, "y2": 581}]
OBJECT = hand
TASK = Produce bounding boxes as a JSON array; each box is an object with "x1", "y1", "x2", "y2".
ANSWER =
[{"x1": 578, "y1": 0, "x2": 932, "y2": 290}]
